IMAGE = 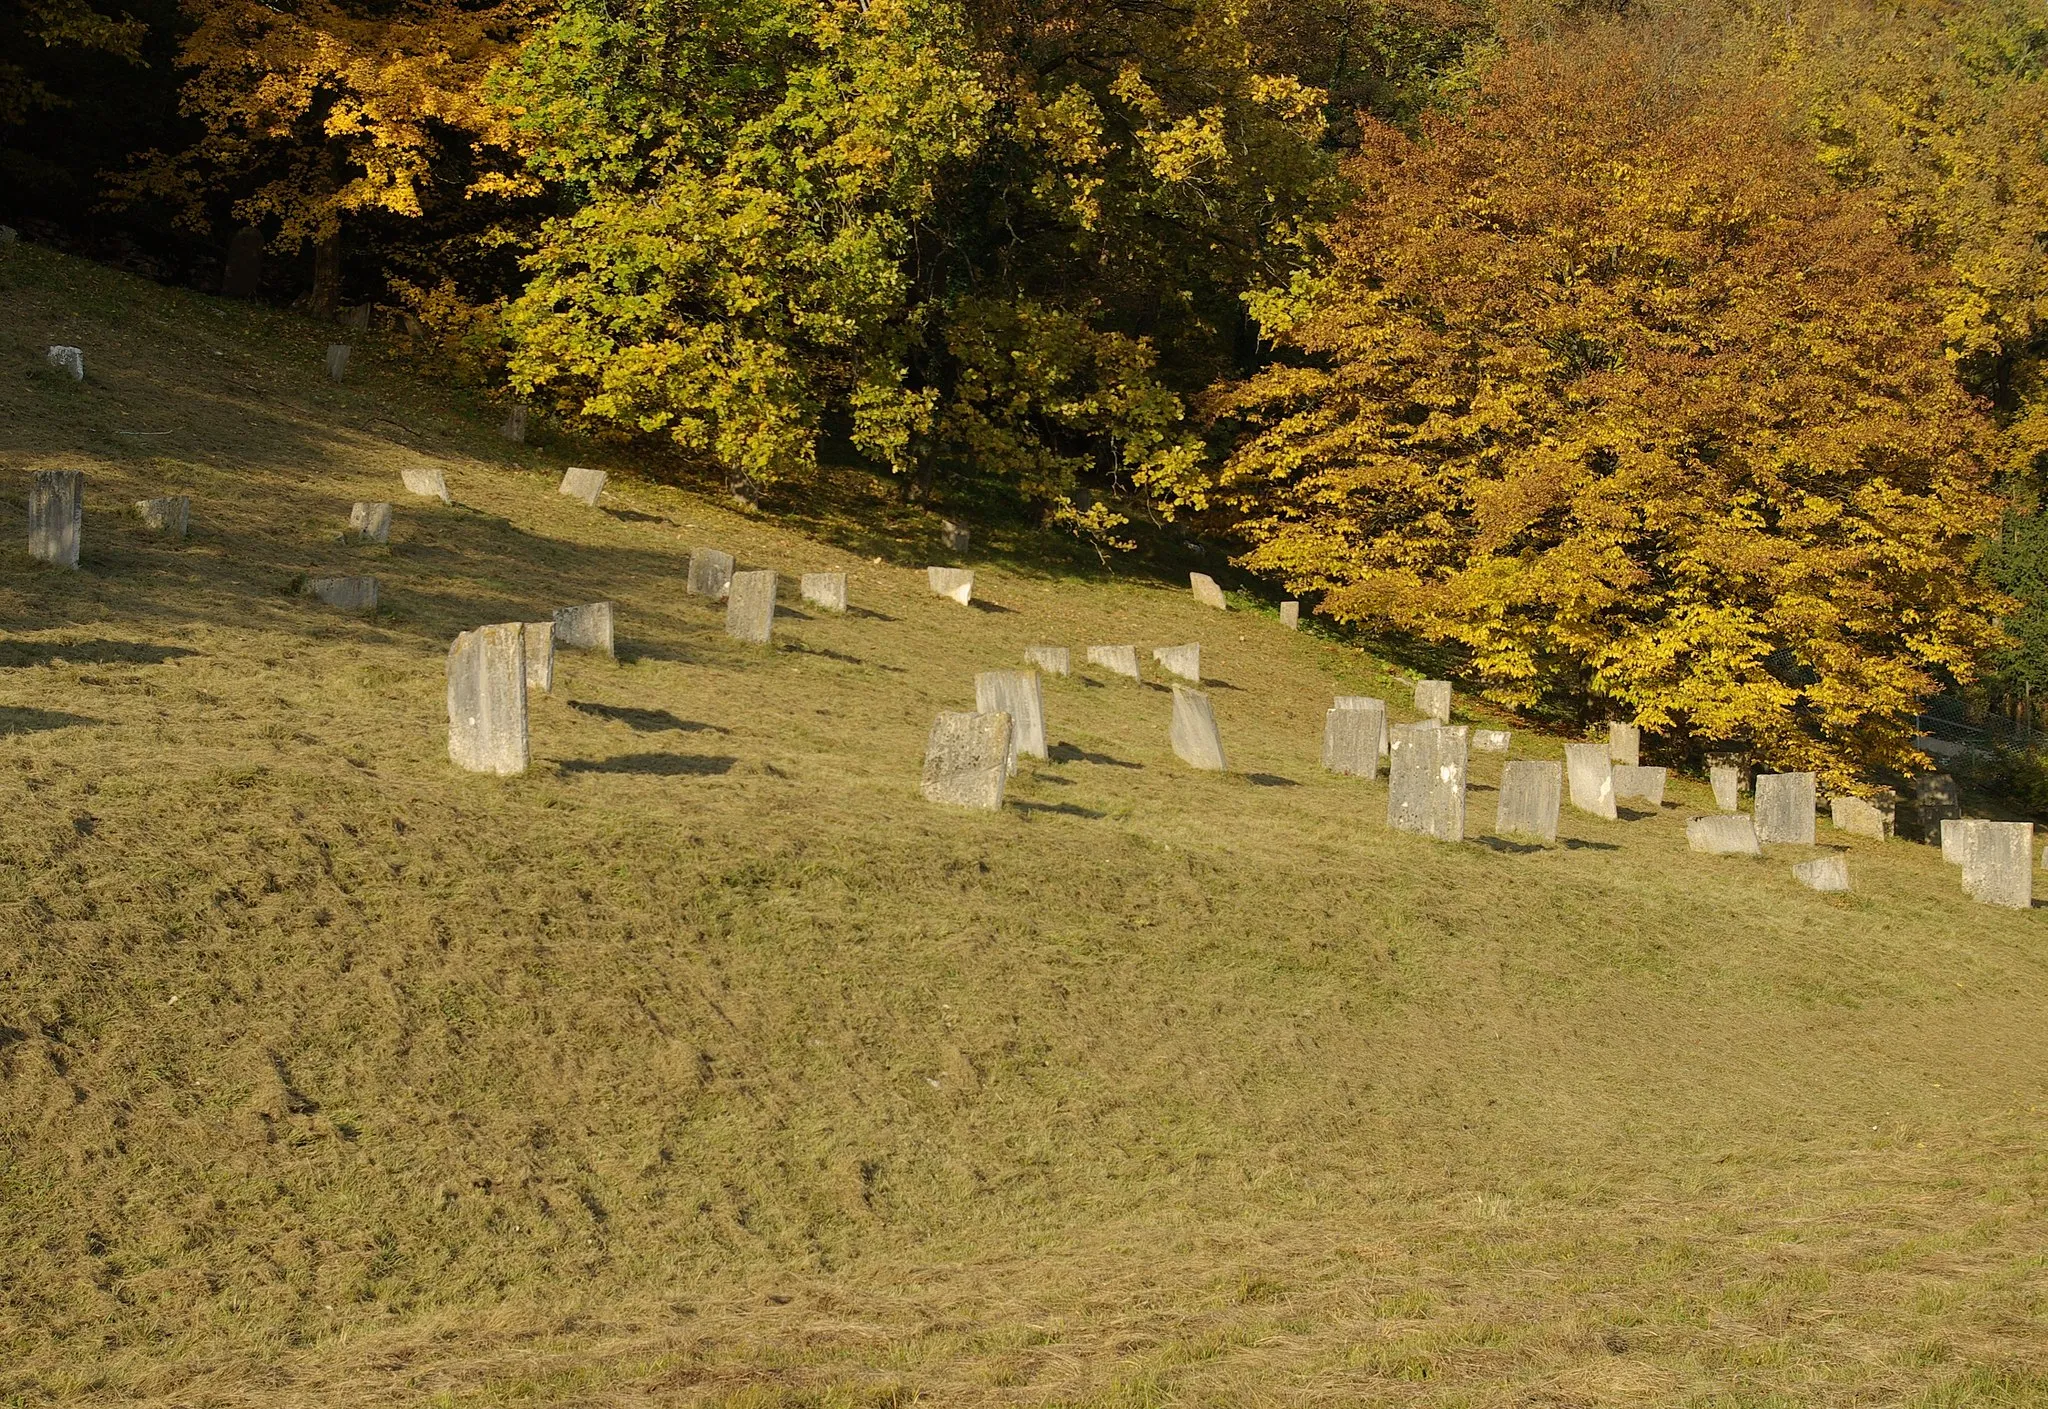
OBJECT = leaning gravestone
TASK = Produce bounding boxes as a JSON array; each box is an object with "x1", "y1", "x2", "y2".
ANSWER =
[
  {"x1": 1280, "y1": 601, "x2": 1299, "y2": 630},
  {"x1": 559, "y1": 466, "x2": 607, "y2": 506},
  {"x1": 447, "y1": 622, "x2": 528, "y2": 775},
  {"x1": 1414, "y1": 679, "x2": 1452, "y2": 725},
  {"x1": 1323, "y1": 706, "x2": 1381, "y2": 779},
  {"x1": 801, "y1": 571, "x2": 847, "y2": 612},
  {"x1": 940, "y1": 518, "x2": 971, "y2": 553},
  {"x1": 725, "y1": 570, "x2": 777, "y2": 644},
  {"x1": 1190, "y1": 572, "x2": 1227, "y2": 609},
  {"x1": 688, "y1": 548, "x2": 735, "y2": 599},
  {"x1": 1608, "y1": 722, "x2": 1641, "y2": 767},
  {"x1": 350, "y1": 501, "x2": 392, "y2": 543},
  {"x1": 1153, "y1": 643, "x2": 1201, "y2": 682},
  {"x1": 1565, "y1": 741, "x2": 1617, "y2": 819},
  {"x1": 1612, "y1": 764, "x2": 1667, "y2": 807},
  {"x1": 1472, "y1": 728, "x2": 1511, "y2": 753},
  {"x1": 1087, "y1": 644, "x2": 1140, "y2": 680},
  {"x1": 1793, "y1": 856, "x2": 1850, "y2": 892},
  {"x1": 523, "y1": 621, "x2": 554, "y2": 694},
  {"x1": 977, "y1": 670, "x2": 1048, "y2": 771},
  {"x1": 28, "y1": 469, "x2": 82, "y2": 568},
  {"x1": 1688, "y1": 815, "x2": 1761, "y2": 855},
  {"x1": 1830, "y1": 795, "x2": 1891, "y2": 841},
  {"x1": 135, "y1": 496, "x2": 188, "y2": 538},
  {"x1": 500, "y1": 406, "x2": 527, "y2": 444},
  {"x1": 1754, "y1": 772, "x2": 1817, "y2": 845},
  {"x1": 1496, "y1": 760, "x2": 1562, "y2": 843},
  {"x1": 1023, "y1": 645, "x2": 1069, "y2": 676},
  {"x1": 922, "y1": 710, "x2": 1009, "y2": 810},
  {"x1": 326, "y1": 344, "x2": 350, "y2": 382},
  {"x1": 1388, "y1": 723, "x2": 1468, "y2": 841},
  {"x1": 1959, "y1": 820, "x2": 2034, "y2": 909},
  {"x1": 46, "y1": 346, "x2": 84, "y2": 380},
  {"x1": 1710, "y1": 765, "x2": 1742, "y2": 812},
  {"x1": 928, "y1": 567, "x2": 974, "y2": 604},
  {"x1": 303, "y1": 575, "x2": 378, "y2": 612},
  {"x1": 1169, "y1": 685, "x2": 1229, "y2": 770},
  {"x1": 553, "y1": 601, "x2": 615, "y2": 657},
  {"x1": 402, "y1": 465, "x2": 451, "y2": 503}
]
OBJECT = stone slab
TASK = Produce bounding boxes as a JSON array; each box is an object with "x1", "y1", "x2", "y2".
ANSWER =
[
  {"x1": 500, "y1": 406, "x2": 526, "y2": 443},
  {"x1": 1153, "y1": 643, "x2": 1201, "y2": 682},
  {"x1": 1323, "y1": 706, "x2": 1381, "y2": 778},
  {"x1": 1941, "y1": 817, "x2": 1965, "y2": 863},
  {"x1": 1414, "y1": 679, "x2": 1452, "y2": 725},
  {"x1": 940, "y1": 519, "x2": 970, "y2": 553},
  {"x1": 1910, "y1": 773, "x2": 1962, "y2": 844},
  {"x1": 725, "y1": 570, "x2": 777, "y2": 644},
  {"x1": 1023, "y1": 645, "x2": 1069, "y2": 676},
  {"x1": 1334, "y1": 697, "x2": 1389, "y2": 757},
  {"x1": 553, "y1": 601, "x2": 615, "y2": 656},
  {"x1": 1830, "y1": 795, "x2": 1892, "y2": 841},
  {"x1": 1190, "y1": 572, "x2": 1227, "y2": 609},
  {"x1": 928, "y1": 567, "x2": 974, "y2": 604},
  {"x1": 136, "y1": 496, "x2": 188, "y2": 537},
  {"x1": 1612, "y1": 764, "x2": 1667, "y2": 807},
  {"x1": 1688, "y1": 814, "x2": 1761, "y2": 855},
  {"x1": 1608, "y1": 722, "x2": 1641, "y2": 767},
  {"x1": 688, "y1": 548, "x2": 734, "y2": 599},
  {"x1": 1169, "y1": 685, "x2": 1228, "y2": 770},
  {"x1": 559, "y1": 466, "x2": 606, "y2": 506},
  {"x1": 326, "y1": 344, "x2": 350, "y2": 381},
  {"x1": 800, "y1": 571, "x2": 847, "y2": 612},
  {"x1": 1565, "y1": 741, "x2": 1616, "y2": 819},
  {"x1": 1086, "y1": 645, "x2": 1140, "y2": 680},
  {"x1": 1793, "y1": 856, "x2": 1850, "y2": 892},
  {"x1": 977, "y1": 670, "x2": 1048, "y2": 771},
  {"x1": 1754, "y1": 772, "x2": 1817, "y2": 845},
  {"x1": 1280, "y1": 601, "x2": 1299, "y2": 629},
  {"x1": 1496, "y1": 760, "x2": 1562, "y2": 843},
  {"x1": 1388, "y1": 723, "x2": 1467, "y2": 840},
  {"x1": 1959, "y1": 820, "x2": 2033, "y2": 909},
  {"x1": 922, "y1": 710, "x2": 1009, "y2": 809},
  {"x1": 1710, "y1": 765, "x2": 1741, "y2": 812},
  {"x1": 304, "y1": 575, "x2": 378, "y2": 612},
  {"x1": 447, "y1": 622, "x2": 528, "y2": 775},
  {"x1": 402, "y1": 465, "x2": 450, "y2": 503},
  {"x1": 28, "y1": 469, "x2": 81, "y2": 568},
  {"x1": 523, "y1": 620, "x2": 554, "y2": 695},
  {"x1": 1471, "y1": 728, "x2": 1511, "y2": 753},
  {"x1": 350, "y1": 501, "x2": 392, "y2": 543},
  {"x1": 46, "y1": 345, "x2": 83, "y2": 380}
]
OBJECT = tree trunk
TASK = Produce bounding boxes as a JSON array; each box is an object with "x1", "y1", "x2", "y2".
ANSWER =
[{"x1": 309, "y1": 228, "x2": 342, "y2": 318}]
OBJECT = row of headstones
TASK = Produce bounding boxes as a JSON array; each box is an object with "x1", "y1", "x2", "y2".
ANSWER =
[
  {"x1": 1187, "y1": 570, "x2": 1305, "y2": 630},
  {"x1": 445, "y1": 605, "x2": 629, "y2": 773}
]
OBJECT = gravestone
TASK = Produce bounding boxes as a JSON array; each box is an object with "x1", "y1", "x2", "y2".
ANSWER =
[
  {"x1": 1941, "y1": 817, "x2": 1965, "y2": 863},
  {"x1": 1087, "y1": 644, "x2": 1140, "y2": 680},
  {"x1": 500, "y1": 406, "x2": 526, "y2": 443},
  {"x1": 1910, "y1": 773, "x2": 1962, "y2": 844},
  {"x1": 326, "y1": 344, "x2": 350, "y2": 382},
  {"x1": 1710, "y1": 765, "x2": 1742, "y2": 812},
  {"x1": 46, "y1": 345, "x2": 83, "y2": 380},
  {"x1": 1280, "y1": 601, "x2": 1299, "y2": 630},
  {"x1": 726, "y1": 570, "x2": 776, "y2": 644},
  {"x1": 1688, "y1": 815, "x2": 1761, "y2": 855},
  {"x1": 1388, "y1": 723, "x2": 1467, "y2": 841},
  {"x1": 447, "y1": 622, "x2": 528, "y2": 775},
  {"x1": 1323, "y1": 706, "x2": 1381, "y2": 778},
  {"x1": 1565, "y1": 741, "x2": 1617, "y2": 819},
  {"x1": 1414, "y1": 679, "x2": 1452, "y2": 725},
  {"x1": 928, "y1": 567, "x2": 974, "y2": 604},
  {"x1": 1169, "y1": 685, "x2": 1228, "y2": 770},
  {"x1": 1153, "y1": 643, "x2": 1201, "y2": 682},
  {"x1": 553, "y1": 601, "x2": 615, "y2": 656},
  {"x1": 1608, "y1": 722, "x2": 1641, "y2": 767},
  {"x1": 1023, "y1": 645, "x2": 1069, "y2": 676},
  {"x1": 1612, "y1": 764, "x2": 1667, "y2": 807},
  {"x1": 1754, "y1": 772, "x2": 1817, "y2": 845},
  {"x1": 27, "y1": 469, "x2": 82, "y2": 568},
  {"x1": 1471, "y1": 728, "x2": 1511, "y2": 753},
  {"x1": 135, "y1": 496, "x2": 188, "y2": 538},
  {"x1": 1830, "y1": 795, "x2": 1891, "y2": 841},
  {"x1": 303, "y1": 575, "x2": 378, "y2": 612},
  {"x1": 977, "y1": 670, "x2": 1048, "y2": 771},
  {"x1": 1190, "y1": 572, "x2": 1227, "y2": 609},
  {"x1": 921, "y1": 710, "x2": 1009, "y2": 810},
  {"x1": 940, "y1": 519, "x2": 971, "y2": 553},
  {"x1": 1793, "y1": 856, "x2": 1850, "y2": 892},
  {"x1": 0, "y1": 225, "x2": 16, "y2": 245},
  {"x1": 1959, "y1": 820, "x2": 2033, "y2": 909},
  {"x1": 1334, "y1": 697, "x2": 1390, "y2": 758},
  {"x1": 523, "y1": 621, "x2": 554, "y2": 694},
  {"x1": 558, "y1": 466, "x2": 606, "y2": 506},
  {"x1": 402, "y1": 465, "x2": 450, "y2": 503},
  {"x1": 1495, "y1": 760, "x2": 1562, "y2": 843},
  {"x1": 221, "y1": 226, "x2": 263, "y2": 298},
  {"x1": 801, "y1": 572, "x2": 847, "y2": 612},
  {"x1": 350, "y1": 501, "x2": 392, "y2": 543},
  {"x1": 688, "y1": 548, "x2": 734, "y2": 599},
  {"x1": 343, "y1": 305, "x2": 371, "y2": 330}
]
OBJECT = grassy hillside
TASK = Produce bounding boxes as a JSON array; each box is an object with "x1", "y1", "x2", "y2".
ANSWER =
[{"x1": 3, "y1": 242, "x2": 2047, "y2": 1408}]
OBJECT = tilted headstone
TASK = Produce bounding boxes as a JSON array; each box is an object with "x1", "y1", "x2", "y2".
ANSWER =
[
  {"x1": 1612, "y1": 764, "x2": 1667, "y2": 807},
  {"x1": 1753, "y1": 772, "x2": 1817, "y2": 845},
  {"x1": 1688, "y1": 814, "x2": 1761, "y2": 855},
  {"x1": 1911, "y1": 772, "x2": 1962, "y2": 844},
  {"x1": 928, "y1": 566, "x2": 974, "y2": 604},
  {"x1": 1830, "y1": 795, "x2": 1891, "y2": 841},
  {"x1": 921, "y1": 710, "x2": 1009, "y2": 810},
  {"x1": 350, "y1": 501, "x2": 392, "y2": 543},
  {"x1": 1190, "y1": 572, "x2": 1227, "y2": 609},
  {"x1": 500, "y1": 406, "x2": 527, "y2": 443},
  {"x1": 523, "y1": 621, "x2": 554, "y2": 695},
  {"x1": 1496, "y1": 760, "x2": 1562, "y2": 843},
  {"x1": 1958, "y1": 820, "x2": 2033, "y2": 908},
  {"x1": 135, "y1": 496, "x2": 188, "y2": 538},
  {"x1": 222, "y1": 226, "x2": 263, "y2": 298},
  {"x1": 688, "y1": 548, "x2": 734, "y2": 599},
  {"x1": 940, "y1": 518, "x2": 971, "y2": 553},
  {"x1": 1471, "y1": 728, "x2": 1511, "y2": 753},
  {"x1": 725, "y1": 570, "x2": 777, "y2": 644},
  {"x1": 801, "y1": 572, "x2": 847, "y2": 612},
  {"x1": 1565, "y1": 741, "x2": 1616, "y2": 819},
  {"x1": 553, "y1": 601, "x2": 615, "y2": 656},
  {"x1": 326, "y1": 344, "x2": 350, "y2": 382},
  {"x1": 976, "y1": 670, "x2": 1048, "y2": 772},
  {"x1": 1388, "y1": 723, "x2": 1467, "y2": 841},
  {"x1": 447, "y1": 622, "x2": 528, "y2": 775},
  {"x1": 1153, "y1": 643, "x2": 1201, "y2": 682},
  {"x1": 1414, "y1": 679, "x2": 1452, "y2": 725},
  {"x1": 402, "y1": 465, "x2": 450, "y2": 503},
  {"x1": 1087, "y1": 644, "x2": 1140, "y2": 680},
  {"x1": 1710, "y1": 765, "x2": 1742, "y2": 812},
  {"x1": 303, "y1": 575, "x2": 378, "y2": 612},
  {"x1": 46, "y1": 345, "x2": 83, "y2": 380},
  {"x1": 1792, "y1": 856, "x2": 1850, "y2": 892},
  {"x1": 27, "y1": 469, "x2": 82, "y2": 568},
  {"x1": 1169, "y1": 685, "x2": 1228, "y2": 770},
  {"x1": 1607, "y1": 722, "x2": 1641, "y2": 767},
  {"x1": 558, "y1": 466, "x2": 606, "y2": 506},
  {"x1": 1280, "y1": 601, "x2": 1299, "y2": 630},
  {"x1": 1023, "y1": 645, "x2": 1069, "y2": 676},
  {"x1": 1323, "y1": 706, "x2": 1381, "y2": 779}
]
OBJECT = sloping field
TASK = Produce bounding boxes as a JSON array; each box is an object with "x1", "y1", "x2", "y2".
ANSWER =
[{"x1": 3, "y1": 245, "x2": 2047, "y2": 1407}]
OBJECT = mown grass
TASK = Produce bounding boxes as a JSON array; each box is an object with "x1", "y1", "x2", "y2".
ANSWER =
[{"x1": 2, "y1": 242, "x2": 2046, "y2": 1407}]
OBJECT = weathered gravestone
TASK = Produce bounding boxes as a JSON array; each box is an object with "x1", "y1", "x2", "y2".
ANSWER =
[
  {"x1": 1388, "y1": 723, "x2": 1468, "y2": 841},
  {"x1": 1910, "y1": 773, "x2": 1962, "y2": 844},
  {"x1": 922, "y1": 710, "x2": 1009, "y2": 810},
  {"x1": 801, "y1": 572, "x2": 847, "y2": 612},
  {"x1": 1958, "y1": 820, "x2": 2034, "y2": 909},
  {"x1": 343, "y1": 305, "x2": 371, "y2": 330},
  {"x1": 46, "y1": 345, "x2": 83, "y2": 380},
  {"x1": 1153, "y1": 643, "x2": 1201, "y2": 683},
  {"x1": 1754, "y1": 772, "x2": 1817, "y2": 845},
  {"x1": 976, "y1": 670, "x2": 1048, "y2": 771},
  {"x1": 1608, "y1": 722, "x2": 1641, "y2": 767},
  {"x1": 928, "y1": 567, "x2": 974, "y2": 604},
  {"x1": 1565, "y1": 741, "x2": 1617, "y2": 819},
  {"x1": 303, "y1": 575, "x2": 378, "y2": 612},
  {"x1": 1414, "y1": 679, "x2": 1452, "y2": 725},
  {"x1": 1169, "y1": 685, "x2": 1228, "y2": 770},
  {"x1": 222, "y1": 226, "x2": 263, "y2": 299},
  {"x1": 0, "y1": 225, "x2": 17, "y2": 245},
  {"x1": 1710, "y1": 765, "x2": 1742, "y2": 813},
  {"x1": 28, "y1": 469, "x2": 82, "y2": 568},
  {"x1": 1280, "y1": 601, "x2": 1299, "y2": 630},
  {"x1": 500, "y1": 406, "x2": 526, "y2": 443},
  {"x1": 1190, "y1": 572, "x2": 1227, "y2": 609},
  {"x1": 402, "y1": 465, "x2": 450, "y2": 503},
  {"x1": 1613, "y1": 764, "x2": 1667, "y2": 807},
  {"x1": 1830, "y1": 795, "x2": 1892, "y2": 841},
  {"x1": 558, "y1": 466, "x2": 606, "y2": 506},
  {"x1": 350, "y1": 501, "x2": 392, "y2": 543},
  {"x1": 553, "y1": 601, "x2": 615, "y2": 656},
  {"x1": 940, "y1": 518, "x2": 971, "y2": 553},
  {"x1": 1023, "y1": 645, "x2": 1069, "y2": 676},
  {"x1": 1323, "y1": 705, "x2": 1381, "y2": 778},
  {"x1": 1794, "y1": 856, "x2": 1850, "y2": 892},
  {"x1": 1087, "y1": 644, "x2": 1140, "y2": 680},
  {"x1": 1472, "y1": 728, "x2": 1511, "y2": 753},
  {"x1": 523, "y1": 621, "x2": 554, "y2": 694},
  {"x1": 1496, "y1": 760, "x2": 1562, "y2": 843},
  {"x1": 326, "y1": 344, "x2": 350, "y2": 382},
  {"x1": 135, "y1": 496, "x2": 188, "y2": 538},
  {"x1": 725, "y1": 570, "x2": 777, "y2": 644},
  {"x1": 1333, "y1": 696, "x2": 1389, "y2": 758},
  {"x1": 447, "y1": 622, "x2": 528, "y2": 775},
  {"x1": 1941, "y1": 817, "x2": 1966, "y2": 863},
  {"x1": 1688, "y1": 814, "x2": 1762, "y2": 855},
  {"x1": 688, "y1": 548, "x2": 735, "y2": 599}
]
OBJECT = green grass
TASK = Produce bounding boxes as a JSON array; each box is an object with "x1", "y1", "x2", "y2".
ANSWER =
[{"x1": 3, "y1": 241, "x2": 2048, "y2": 1406}]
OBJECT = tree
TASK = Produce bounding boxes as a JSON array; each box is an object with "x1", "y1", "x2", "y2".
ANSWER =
[{"x1": 1183, "y1": 24, "x2": 2011, "y2": 784}]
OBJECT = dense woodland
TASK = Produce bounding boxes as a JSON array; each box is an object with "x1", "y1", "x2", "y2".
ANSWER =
[{"x1": 7, "y1": 0, "x2": 2048, "y2": 784}]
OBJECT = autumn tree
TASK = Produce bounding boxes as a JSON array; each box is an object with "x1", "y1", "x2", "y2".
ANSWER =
[{"x1": 1186, "y1": 25, "x2": 2011, "y2": 783}]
